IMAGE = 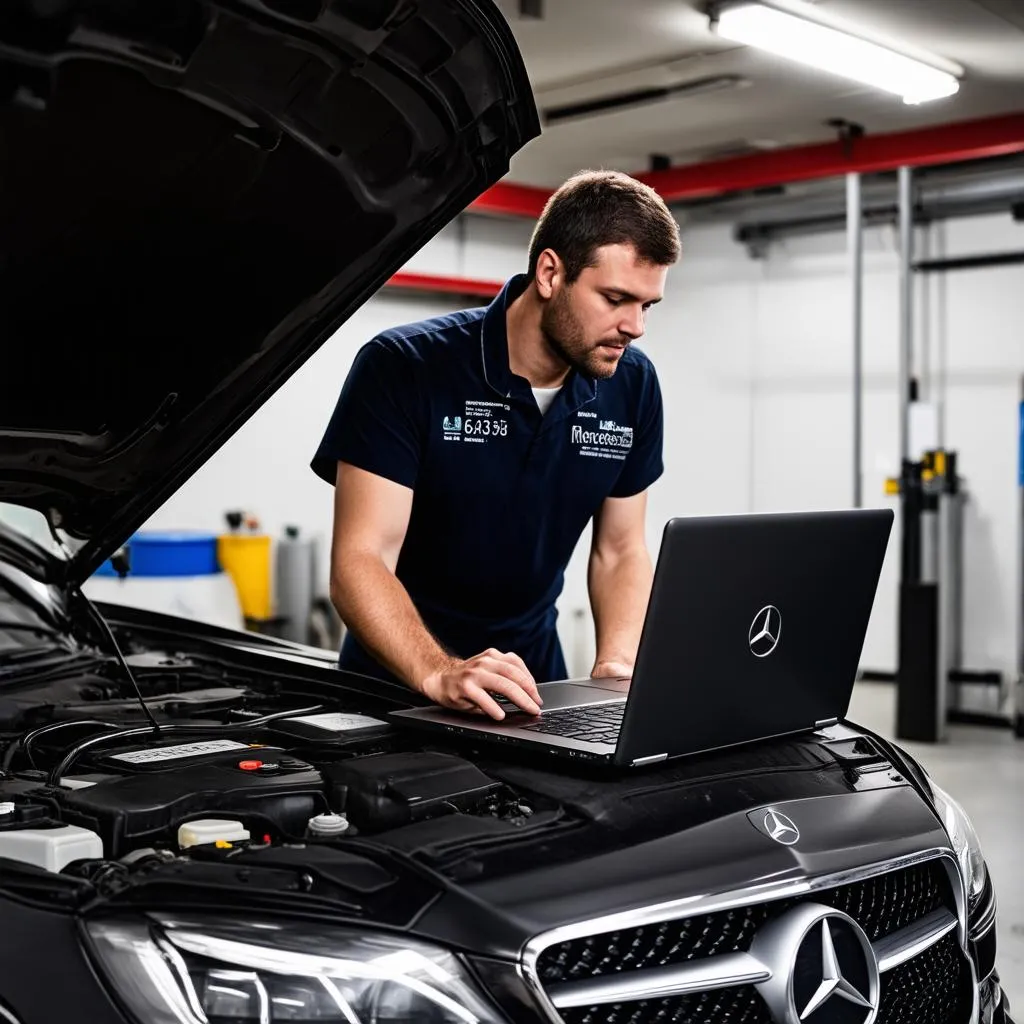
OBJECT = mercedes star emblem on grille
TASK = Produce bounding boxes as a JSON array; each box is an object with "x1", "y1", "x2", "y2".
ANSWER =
[
  {"x1": 749, "y1": 604, "x2": 781, "y2": 657},
  {"x1": 796, "y1": 918, "x2": 877, "y2": 1019},
  {"x1": 764, "y1": 809, "x2": 800, "y2": 845},
  {"x1": 750, "y1": 904, "x2": 881, "y2": 1024}
]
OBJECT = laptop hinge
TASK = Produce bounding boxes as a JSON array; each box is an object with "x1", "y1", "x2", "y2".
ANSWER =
[
  {"x1": 815, "y1": 718, "x2": 839, "y2": 729},
  {"x1": 631, "y1": 753, "x2": 668, "y2": 766}
]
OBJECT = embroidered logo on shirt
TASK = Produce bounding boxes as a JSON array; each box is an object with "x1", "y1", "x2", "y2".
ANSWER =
[
  {"x1": 600, "y1": 420, "x2": 634, "y2": 442},
  {"x1": 457, "y1": 399, "x2": 510, "y2": 445},
  {"x1": 442, "y1": 416, "x2": 462, "y2": 433},
  {"x1": 571, "y1": 419, "x2": 633, "y2": 462}
]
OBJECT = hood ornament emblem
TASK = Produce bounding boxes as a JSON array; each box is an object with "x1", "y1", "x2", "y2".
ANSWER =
[{"x1": 763, "y1": 809, "x2": 800, "y2": 846}]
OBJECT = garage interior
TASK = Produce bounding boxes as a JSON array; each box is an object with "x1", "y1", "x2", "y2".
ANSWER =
[{"x1": 35, "y1": 0, "x2": 1021, "y2": 1012}]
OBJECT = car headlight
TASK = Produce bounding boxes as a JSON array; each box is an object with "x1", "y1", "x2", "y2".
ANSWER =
[
  {"x1": 930, "y1": 780, "x2": 988, "y2": 905},
  {"x1": 86, "y1": 914, "x2": 503, "y2": 1024}
]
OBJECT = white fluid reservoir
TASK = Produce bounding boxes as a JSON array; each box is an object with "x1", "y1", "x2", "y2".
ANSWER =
[{"x1": 0, "y1": 825, "x2": 104, "y2": 872}]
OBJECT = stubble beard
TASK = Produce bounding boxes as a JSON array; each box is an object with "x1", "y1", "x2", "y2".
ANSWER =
[{"x1": 540, "y1": 288, "x2": 624, "y2": 381}]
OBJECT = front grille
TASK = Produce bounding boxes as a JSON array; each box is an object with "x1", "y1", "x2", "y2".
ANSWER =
[
  {"x1": 537, "y1": 859, "x2": 969, "y2": 1024},
  {"x1": 556, "y1": 941, "x2": 966, "y2": 1024},
  {"x1": 557, "y1": 986, "x2": 771, "y2": 1024},
  {"x1": 537, "y1": 861, "x2": 948, "y2": 985},
  {"x1": 557, "y1": 937, "x2": 962, "y2": 1024},
  {"x1": 879, "y1": 931, "x2": 963, "y2": 1024}
]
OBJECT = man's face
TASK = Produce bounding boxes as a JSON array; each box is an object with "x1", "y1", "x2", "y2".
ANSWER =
[{"x1": 540, "y1": 243, "x2": 667, "y2": 379}]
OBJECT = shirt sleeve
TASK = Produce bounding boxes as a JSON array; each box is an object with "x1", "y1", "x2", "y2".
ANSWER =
[
  {"x1": 609, "y1": 361, "x2": 664, "y2": 498},
  {"x1": 310, "y1": 337, "x2": 424, "y2": 489}
]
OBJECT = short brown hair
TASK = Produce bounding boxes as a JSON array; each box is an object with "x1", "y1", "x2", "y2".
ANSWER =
[{"x1": 527, "y1": 170, "x2": 680, "y2": 282}]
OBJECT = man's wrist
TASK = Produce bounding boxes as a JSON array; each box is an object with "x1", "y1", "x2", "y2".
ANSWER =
[
  {"x1": 411, "y1": 650, "x2": 459, "y2": 695},
  {"x1": 593, "y1": 648, "x2": 635, "y2": 668},
  {"x1": 593, "y1": 647, "x2": 630, "y2": 663}
]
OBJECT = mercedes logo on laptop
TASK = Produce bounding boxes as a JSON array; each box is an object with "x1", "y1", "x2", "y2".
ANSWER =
[{"x1": 749, "y1": 605, "x2": 781, "y2": 657}]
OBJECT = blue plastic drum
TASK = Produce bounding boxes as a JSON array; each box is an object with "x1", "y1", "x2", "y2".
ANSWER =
[{"x1": 93, "y1": 531, "x2": 219, "y2": 577}]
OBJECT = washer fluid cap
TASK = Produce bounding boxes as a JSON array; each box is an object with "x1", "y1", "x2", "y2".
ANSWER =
[{"x1": 307, "y1": 812, "x2": 349, "y2": 837}]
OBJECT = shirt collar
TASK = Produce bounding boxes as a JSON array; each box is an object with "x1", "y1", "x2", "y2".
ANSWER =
[{"x1": 480, "y1": 274, "x2": 598, "y2": 411}]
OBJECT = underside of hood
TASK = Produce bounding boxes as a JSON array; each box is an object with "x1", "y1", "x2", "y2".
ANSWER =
[{"x1": 0, "y1": 0, "x2": 539, "y2": 583}]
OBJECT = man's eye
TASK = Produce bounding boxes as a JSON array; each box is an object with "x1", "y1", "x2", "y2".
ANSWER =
[{"x1": 605, "y1": 295, "x2": 622, "y2": 306}]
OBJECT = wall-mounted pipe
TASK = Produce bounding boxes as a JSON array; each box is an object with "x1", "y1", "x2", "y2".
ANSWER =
[
  {"x1": 723, "y1": 164, "x2": 1024, "y2": 247},
  {"x1": 913, "y1": 250, "x2": 1024, "y2": 273}
]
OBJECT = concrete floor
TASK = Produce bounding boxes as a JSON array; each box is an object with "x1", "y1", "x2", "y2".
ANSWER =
[{"x1": 847, "y1": 682, "x2": 1023, "y2": 1014}]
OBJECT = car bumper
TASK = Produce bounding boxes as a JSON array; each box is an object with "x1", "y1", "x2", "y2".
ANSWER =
[{"x1": 980, "y1": 972, "x2": 1014, "y2": 1024}]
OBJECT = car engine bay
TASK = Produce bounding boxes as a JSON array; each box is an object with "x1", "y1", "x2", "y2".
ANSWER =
[
  {"x1": 0, "y1": 663, "x2": 549, "y2": 869},
  {"x1": 0, "y1": 626, "x2": 917, "y2": 889}
]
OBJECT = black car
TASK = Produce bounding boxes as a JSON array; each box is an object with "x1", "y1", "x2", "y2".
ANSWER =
[{"x1": 0, "y1": 2, "x2": 1012, "y2": 1023}]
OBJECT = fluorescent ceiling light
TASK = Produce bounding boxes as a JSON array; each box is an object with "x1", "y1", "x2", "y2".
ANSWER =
[{"x1": 712, "y1": 2, "x2": 961, "y2": 105}]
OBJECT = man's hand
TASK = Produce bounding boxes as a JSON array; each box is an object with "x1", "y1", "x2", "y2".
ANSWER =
[
  {"x1": 420, "y1": 649, "x2": 543, "y2": 720},
  {"x1": 591, "y1": 660, "x2": 633, "y2": 680}
]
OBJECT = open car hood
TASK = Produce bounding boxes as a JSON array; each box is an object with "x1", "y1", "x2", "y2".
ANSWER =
[{"x1": 0, "y1": 0, "x2": 539, "y2": 584}]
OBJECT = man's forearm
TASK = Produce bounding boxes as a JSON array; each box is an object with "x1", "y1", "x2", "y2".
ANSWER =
[
  {"x1": 587, "y1": 545, "x2": 654, "y2": 668},
  {"x1": 331, "y1": 550, "x2": 452, "y2": 691}
]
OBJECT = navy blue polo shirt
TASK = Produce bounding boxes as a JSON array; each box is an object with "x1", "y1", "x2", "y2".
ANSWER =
[{"x1": 311, "y1": 273, "x2": 664, "y2": 684}]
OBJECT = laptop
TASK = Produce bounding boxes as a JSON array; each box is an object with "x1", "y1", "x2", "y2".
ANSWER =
[{"x1": 390, "y1": 508, "x2": 893, "y2": 767}]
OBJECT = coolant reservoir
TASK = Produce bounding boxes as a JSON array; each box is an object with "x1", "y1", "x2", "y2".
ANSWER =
[
  {"x1": 0, "y1": 824, "x2": 104, "y2": 872},
  {"x1": 177, "y1": 818, "x2": 251, "y2": 849}
]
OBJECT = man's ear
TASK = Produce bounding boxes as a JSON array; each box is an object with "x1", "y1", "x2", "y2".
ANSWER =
[{"x1": 534, "y1": 248, "x2": 562, "y2": 300}]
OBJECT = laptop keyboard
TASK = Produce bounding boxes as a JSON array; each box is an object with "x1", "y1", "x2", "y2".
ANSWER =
[{"x1": 515, "y1": 704, "x2": 624, "y2": 745}]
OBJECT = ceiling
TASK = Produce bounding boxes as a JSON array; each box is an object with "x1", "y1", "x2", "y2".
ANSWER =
[{"x1": 492, "y1": 0, "x2": 1024, "y2": 188}]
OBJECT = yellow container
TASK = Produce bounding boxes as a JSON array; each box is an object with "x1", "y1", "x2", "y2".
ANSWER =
[{"x1": 217, "y1": 533, "x2": 272, "y2": 620}]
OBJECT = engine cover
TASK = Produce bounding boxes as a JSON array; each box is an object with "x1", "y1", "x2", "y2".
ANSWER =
[{"x1": 55, "y1": 739, "x2": 331, "y2": 857}]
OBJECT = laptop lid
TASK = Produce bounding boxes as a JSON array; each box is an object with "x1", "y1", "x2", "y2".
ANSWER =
[{"x1": 614, "y1": 508, "x2": 893, "y2": 765}]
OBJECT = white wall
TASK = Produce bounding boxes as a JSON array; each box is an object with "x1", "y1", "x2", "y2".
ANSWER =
[
  {"x1": 144, "y1": 206, "x2": 1024, "y2": 695},
  {"x1": 653, "y1": 210, "x2": 1023, "y2": 696}
]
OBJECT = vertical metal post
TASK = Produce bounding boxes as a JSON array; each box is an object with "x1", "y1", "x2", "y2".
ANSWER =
[
  {"x1": 1017, "y1": 380, "x2": 1024, "y2": 738},
  {"x1": 919, "y1": 224, "x2": 931, "y2": 403},
  {"x1": 936, "y1": 221, "x2": 948, "y2": 450},
  {"x1": 848, "y1": 172, "x2": 863, "y2": 508},
  {"x1": 898, "y1": 166, "x2": 914, "y2": 463},
  {"x1": 895, "y1": 165, "x2": 932, "y2": 743},
  {"x1": 936, "y1": 484, "x2": 953, "y2": 741}
]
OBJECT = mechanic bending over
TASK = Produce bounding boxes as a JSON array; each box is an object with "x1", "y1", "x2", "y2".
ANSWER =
[{"x1": 311, "y1": 170, "x2": 681, "y2": 720}]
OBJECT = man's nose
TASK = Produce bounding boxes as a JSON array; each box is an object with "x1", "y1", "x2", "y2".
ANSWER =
[{"x1": 619, "y1": 306, "x2": 644, "y2": 340}]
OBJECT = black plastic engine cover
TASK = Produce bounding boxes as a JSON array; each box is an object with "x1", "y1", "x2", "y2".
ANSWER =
[
  {"x1": 55, "y1": 756, "x2": 329, "y2": 856},
  {"x1": 324, "y1": 751, "x2": 502, "y2": 832}
]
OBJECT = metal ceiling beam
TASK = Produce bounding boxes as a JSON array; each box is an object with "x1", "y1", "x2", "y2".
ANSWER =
[
  {"x1": 385, "y1": 271, "x2": 502, "y2": 299},
  {"x1": 467, "y1": 112, "x2": 1024, "y2": 217},
  {"x1": 468, "y1": 181, "x2": 551, "y2": 218},
  {"x1": 634, "y1": 112, "x2": 1024, "y2": 200}
]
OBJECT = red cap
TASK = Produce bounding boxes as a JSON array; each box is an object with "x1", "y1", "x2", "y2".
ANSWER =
[{"x1": 238, "y1": 759, "x2": 263, "y2": 771}]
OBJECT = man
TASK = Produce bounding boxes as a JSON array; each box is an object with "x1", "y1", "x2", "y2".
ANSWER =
[{"x1": 311, "y1": 170, "x2": 680, "y2": 720}]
